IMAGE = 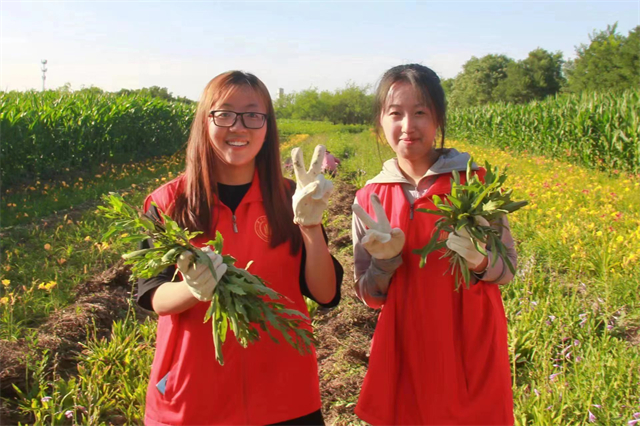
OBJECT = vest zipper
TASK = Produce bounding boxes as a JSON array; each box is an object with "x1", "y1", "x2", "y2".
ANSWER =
[
  {"x1": 232, "y1": 214, "x2": 238, "y2": 233},
  {"x1": 410, "y1": 203, "x2": 415, "y2": 220}
]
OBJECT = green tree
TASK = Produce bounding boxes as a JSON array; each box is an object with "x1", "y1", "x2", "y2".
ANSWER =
[
  {"x1": 326, "y1": 83, "x2": 373, "y2": 124},
  {"x1": 449, "y1": 54, "x2": 513, "y2": 108},
  {"x1": 273, "y1": 84, "x2": 373, "y2": 124},
  {"x1": 290, "y1": 88, "x2": 330, "y2": 121},
  {"x1": 441, "y1": 78, "x2": 454, "y2": 100},
  {"x1": 115, "y1": 86, "x2": 195, "y2": 104},
  {"x1": 274, "y1": 92, "x2": 296, "y2": 119},
  {"x1": 565, "y1": 23, "x2": 640, "y2": 92},
  {"x1": 495, "y1": 48, "x2": 564, "y2": 103}
]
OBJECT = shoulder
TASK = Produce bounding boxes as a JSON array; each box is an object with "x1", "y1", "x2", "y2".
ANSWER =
[
  {"x1": 355, "y1": 183, "x2": 383, "y2": 207},
  {"x1": 144, "y1": 175, "x2": 186, "y2": 213}
]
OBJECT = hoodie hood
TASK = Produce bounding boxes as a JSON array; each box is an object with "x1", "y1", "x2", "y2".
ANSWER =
[{"x1": 366, "y1": 148, "x2": 479, "y2": 185}]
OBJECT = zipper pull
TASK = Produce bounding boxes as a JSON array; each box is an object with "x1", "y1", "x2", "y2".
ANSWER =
[
  {"x1": 410, "y1": 203, "x2": 414, "y2": 220},
  {"x1": 232, "y1": 214, "x2": 238, "y2": 233}
]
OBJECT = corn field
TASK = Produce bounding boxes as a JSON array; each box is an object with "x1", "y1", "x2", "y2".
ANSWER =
[
  {"x1": 0, "y1": 91, "x2": 194, "y2": 187},
  {"x1": 448, "y1": 90, "x2": 640, "y2": 174}
]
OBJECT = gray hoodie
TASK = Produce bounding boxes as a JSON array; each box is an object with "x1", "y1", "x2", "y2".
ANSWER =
[{"x1": 352, "y1": 148, "x2": 517, "y2": 308}]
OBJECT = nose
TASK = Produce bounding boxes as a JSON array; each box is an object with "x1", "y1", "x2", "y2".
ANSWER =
[
  {"x1": 401, "y1": 114, "x2": 414, "y2": 134},
  {"x1": 229, "y1": 115, "x2": 248, "y2": 132}
]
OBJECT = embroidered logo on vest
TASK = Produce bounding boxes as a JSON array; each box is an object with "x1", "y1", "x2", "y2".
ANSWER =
[{"x1": 254, "y1": 216, "x2": 271, "y2": 243}]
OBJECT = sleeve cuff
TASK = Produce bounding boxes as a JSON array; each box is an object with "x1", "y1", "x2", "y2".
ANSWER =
[
  {"x1": 473, "y1": 251, "x2": 506, "y2": 283},
  {"x1": 370, "y1": 253, "x2": 403, "y2": 274}
]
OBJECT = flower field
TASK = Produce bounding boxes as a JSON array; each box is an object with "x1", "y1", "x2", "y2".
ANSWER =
[{"x1": 0, "y1": 121, "x2": 638, "y2": 425}]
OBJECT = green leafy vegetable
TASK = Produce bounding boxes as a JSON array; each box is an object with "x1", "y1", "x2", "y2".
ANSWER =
[
  {"x1": 412, "y1": 158, "x2": 528, "y2": 290},
  {"x1": 99, "y1": 193, "x2": 315, "y2": 365}
]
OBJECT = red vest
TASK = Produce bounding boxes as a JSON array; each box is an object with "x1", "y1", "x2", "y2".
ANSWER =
[
  {"x1": 355, "y1": 170, "x2": 514, "y2": 425},
  {"x1": 143, "y1": 173, "x2": 321, "y2": 426}
]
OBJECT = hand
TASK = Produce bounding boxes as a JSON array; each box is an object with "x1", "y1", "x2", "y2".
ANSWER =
[
  {"x1": 446, "y1": 216, "x2": 489, "y2": 270},
  {"x1": 176, "y1": 247, "x2": 228, "y2": 302},
  {"x1": 292, "y1": 145, "x2": 334, "y2": 227},
  {"x1": 352, "y1": 193, "x2": 405, "y2": 260}
]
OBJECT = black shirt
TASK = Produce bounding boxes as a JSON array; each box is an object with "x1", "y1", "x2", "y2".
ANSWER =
[{"x1": 136, "y1": 182, "x2": 342, "y2": 312}]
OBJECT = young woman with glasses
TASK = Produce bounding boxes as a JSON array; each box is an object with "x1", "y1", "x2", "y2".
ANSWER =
[{"x1": 135, "y1": 71, "x2": 343, "y2": 426}]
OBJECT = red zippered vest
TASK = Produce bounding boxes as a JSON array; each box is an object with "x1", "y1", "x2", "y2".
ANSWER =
[
  {"x1": 143, "y1": 173, "x2": 321, "y2": 426},
  {"x1": 355, "y1": 170, "x2": 514, "y2": 425}
]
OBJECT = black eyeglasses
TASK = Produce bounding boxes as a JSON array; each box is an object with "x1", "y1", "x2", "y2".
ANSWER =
[{"x1": 209, "y1": 110, "x2": 267, "y2": 129}]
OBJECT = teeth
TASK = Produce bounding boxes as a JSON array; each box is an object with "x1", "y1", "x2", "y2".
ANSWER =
[{"x1": 227, "y1": 141, "x2": 248, "y2": 146}]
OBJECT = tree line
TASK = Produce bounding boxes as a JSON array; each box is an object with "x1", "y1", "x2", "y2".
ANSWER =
[
  {"x1": 36, "y1": 83, "x2": 195, "y2": 105},
  {"x1": 275, "y1": 23, "x2": 639, "y2": 123}
]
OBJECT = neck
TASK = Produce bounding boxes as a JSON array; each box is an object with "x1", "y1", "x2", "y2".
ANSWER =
[
  {"x1": 397, "y1": 151, "x2": 439, "y2": 186},
  {"x1": 215, "y1": 162, "x2": 256, "y2": 185}
]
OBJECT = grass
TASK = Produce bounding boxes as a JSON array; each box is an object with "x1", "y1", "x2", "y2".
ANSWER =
[
  {"x1": 10, "y1": 317, "x2": 154, "y2": 425},
  {"x1": 1, "y1": 153, "x2": 186, "y2": 228}
]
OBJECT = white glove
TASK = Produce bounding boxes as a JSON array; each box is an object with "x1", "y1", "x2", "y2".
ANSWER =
[
  {"x1": 352, "y1": 193, "x2": 405, "y2": 260},
  {"x1": 446, "y1": 216, "x2": 489, "y2": 270},
  {"x1": 176, "y1": 247, "x2": 228, "y2": 302},
  {"x1": 292, "y1": 145, "x2": 334, "y2": 226}
]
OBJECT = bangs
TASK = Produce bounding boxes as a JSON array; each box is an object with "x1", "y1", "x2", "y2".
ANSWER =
[
  {"x1": 382, "y1": 75, "x2": 436, "y2": 114},
  {"x1": 209, "y1": 74, "x2": 271, "y2": 113}
]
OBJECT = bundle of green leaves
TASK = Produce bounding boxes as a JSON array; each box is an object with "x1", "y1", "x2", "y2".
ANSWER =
[
  {"x1": 100, "y1": 193, "x2": 314, "y2": 365},
  {"x1": 412, "y1": 159, "x2": 528, "y2": 290}
]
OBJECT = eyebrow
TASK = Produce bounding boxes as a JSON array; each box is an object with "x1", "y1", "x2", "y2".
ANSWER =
[
  {"x1": 218, "y1": 103, "x2": 261, "y2": 109},
  {"x1": 387, "y1": 103, "x2": 427, "y2": 108}
]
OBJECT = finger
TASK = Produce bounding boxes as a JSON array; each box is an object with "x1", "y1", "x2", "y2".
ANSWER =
[
  {"x1": 308, "y1": 145, "x2": 326, "y2": 178},
  {"x1": 371, "y1": 193, "x2": 391, "y2": 233},
  {"x1": 190, "y1": 262, "x2": 208, "y2": 281},
  {"x1": 176, "y1": 251, "x2": 194, "y2": 272},
  {"x1": 211, "y1": 254, "x2": 223, "y2": 269},
  {"x1": 311, "y1": 175, "x2": 333, "y2": 200},
  {"x1": 363, "y1": 229, "x2": 392, "y2": 245},
  {"x1": 299, "y1": 179, "x2": 321, "y2": 200},
  {"x1": 216, "y1": 263, "x2": 228, "y2": 280},
  {"x1": 352, "y1": 203, "x2": 379, "y2": 230},
  {"x1": 446, "y1": 237, "x2": 468, "y2": 253},
  {"x1": 475, "y1": 216, "x2": 490, "y2": 227},
  {"x1": 455, "y1": 226, "x2": 472, "y2": 239},
  {"x1": 291, "y1": 147, "x2": 309, "y2": 186},
  {"x1": 447, "y1": 235, "x2": 472, "y2": 251},
  {"x1": 390, "y1": 228, "x2": 405, "y2": 241},
  {"x1": 203, "y1": 249, "x2": 222, "y2": 267}
]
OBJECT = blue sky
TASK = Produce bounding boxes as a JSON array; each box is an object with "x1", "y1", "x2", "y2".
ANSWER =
[{"x1": 2, "y1": 1, "x2": 639, "y2": 100}]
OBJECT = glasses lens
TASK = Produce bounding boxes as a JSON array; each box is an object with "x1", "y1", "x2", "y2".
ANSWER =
[
  {"x1": 213, "y1": 111, "x2": 237, "y2": 127},
  {"x1": 242, "y1": 113, "x2": 266, "y2": 129}
]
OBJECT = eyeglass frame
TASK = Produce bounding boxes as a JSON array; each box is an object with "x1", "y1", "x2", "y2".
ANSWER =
[{"x1": 208, "y1": 110, "x2": 268, "y2": 129}]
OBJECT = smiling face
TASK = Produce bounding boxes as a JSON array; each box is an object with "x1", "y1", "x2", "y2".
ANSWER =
[
  {"x1": 207, "y1": 85, "x2": 268, "y2": 184},
  {"x1": 380, "y1": 81, "x2": 439, "y2": 167}
]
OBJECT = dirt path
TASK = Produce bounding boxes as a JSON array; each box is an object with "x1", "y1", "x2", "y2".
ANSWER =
[{"x1": 316, "y1": 179, "x2": 378, "y2": 425}]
